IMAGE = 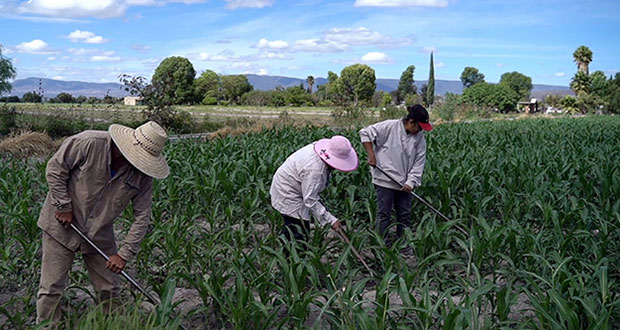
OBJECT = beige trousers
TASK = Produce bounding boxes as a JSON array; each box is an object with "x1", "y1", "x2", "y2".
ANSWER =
[{"x1": 36, "y1": 232, "x2": 120, "y2": 325}]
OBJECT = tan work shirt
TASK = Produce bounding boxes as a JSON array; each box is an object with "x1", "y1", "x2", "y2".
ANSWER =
[{"x1": 38, "y1": 130, "x2": 153, "y2": 261}]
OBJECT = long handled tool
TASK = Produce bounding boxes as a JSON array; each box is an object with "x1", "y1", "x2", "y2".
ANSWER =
[
  {"x1": 70, "y1": 223, "x2": 188, "y2": 330},
  {"x1": 335, "y1": 227, "x2": 375, "y2": 277},
  {"x1": 372, "y1": 165, "x2": 467, "y2": 236}
]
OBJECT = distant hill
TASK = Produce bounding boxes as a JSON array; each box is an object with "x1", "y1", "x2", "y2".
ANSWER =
[
  {"x1": 245, "y1": 74, "x2": 571, "y2": 97},
  {"x1": 10, "y1": 77, "x2": 126, "y2": 98},
  {"x1": 9, "y1": 76, "x2": 571, "y2": 98}
]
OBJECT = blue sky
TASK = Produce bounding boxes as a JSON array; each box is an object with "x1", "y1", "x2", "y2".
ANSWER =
[{"x1": 1, "y1": 0, "x2": 618, "y2": 86}]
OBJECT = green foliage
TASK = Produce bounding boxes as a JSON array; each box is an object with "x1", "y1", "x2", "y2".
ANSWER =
[
  {"x1": 561, "y1": 95, "x2": 579, "y2": 113},
  {"x1": 3, "y1": 119, "x2": 620, "y2": 328},
  {"x1": 0, "y1": 104, "x2": 17, "y2": 135},
  {"x1": 460, "y1": 66, "x2": 485, "y2": 89},
  {"x1": 571, "y1": 71, "x2": 592, "y2": 95},
  {"x1": 337, "y1": 64, "x2": 376, "y2": 106},
  {"x1": 240, "y1": 85, "x2": 313, "y2": 107},
  {"x1": 306, "y1": 75, "x2": 315, "y2": 94},
  {"x1": 380, "y1": 93, "x2": 392, "y2": 108},
  {"x1": 378, "y1": 105, "x2": 406, "y2": 120},
  {"x1": 152, "y1": 56, "x2": 197, "y2": 105},
  {"x1": 56, "y1": 92, "x2": 74, "y2": 103},
  {"x1": 573, "y1": 45, "x2": 593, "y2": 75},
  {"x1": 120, "y1": 74, "x2": 195, "y2": 133},
  {"x1": 0, "y1": 45, "x2": 16, "y2": 96},
  {"x1": 544, "y1": 94, "x2": 563, "y2": 108},
  {"x1": 499, "y1": 71, "x2": 533, "y2": 101},
  {"x1": 427, "y1": 53, "x2": 435, "y2": 107},
  {"x1": 220, "y1": 74, "x2": 253, "y2": 105},
  {"x1": 396, "y1": 65, "x2": 416, "y2": 104},
  {"x1": 194, "y1": 69, "x2": 220, "y2": 105},
  {"x1": 461, "y1": 82, "x2": 519, "y2": 113}
]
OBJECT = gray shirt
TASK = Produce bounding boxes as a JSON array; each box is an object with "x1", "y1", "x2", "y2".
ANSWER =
[
  {"x1": 270, "y1": 143, "x2": 338, "y2": 226},
  {"x1": 359, "y1": 119, "x2": 427, "y2": 190}
]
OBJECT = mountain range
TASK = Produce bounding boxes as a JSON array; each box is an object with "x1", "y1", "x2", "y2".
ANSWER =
[{"x1": 8, "y1": 76, "x2": 571, "y2": 99}]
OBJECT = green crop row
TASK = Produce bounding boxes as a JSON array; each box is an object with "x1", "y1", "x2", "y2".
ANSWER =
[{"x1": 1, "y1": 116, "x2": 619, "y2": 329}]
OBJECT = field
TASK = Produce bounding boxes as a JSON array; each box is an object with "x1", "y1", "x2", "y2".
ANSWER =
[{"x1": 1, "y1": 116, "x2": 619, "y2": 329}]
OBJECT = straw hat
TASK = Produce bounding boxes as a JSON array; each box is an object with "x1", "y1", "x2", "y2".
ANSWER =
[
  {"x1": 314, "y1": 135, "x2": 358, "y2": 172},
  {"x1": 108, "y1": 121, "x2": 169, "y2": 179}
]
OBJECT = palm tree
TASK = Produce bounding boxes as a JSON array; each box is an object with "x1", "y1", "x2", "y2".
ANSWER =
[
  {"x1": 306, "y1": 75, "x2": 315, "y2": 94},
  {"x1": 570, "y1": 71, "x2": 592, "y2": 95},
  {"x1": 573, "y1": 46, "x2": 593, "y2": 75}
]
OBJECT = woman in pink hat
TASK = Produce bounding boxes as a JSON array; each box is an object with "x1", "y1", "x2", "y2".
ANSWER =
[{"x1": 270, "y1": 135, "x2": 358, "y2": 251}]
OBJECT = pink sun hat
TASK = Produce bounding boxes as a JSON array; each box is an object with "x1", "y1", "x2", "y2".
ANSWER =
[{"x1": 314, "y1": 135, "x2": 359, "y2": 172}]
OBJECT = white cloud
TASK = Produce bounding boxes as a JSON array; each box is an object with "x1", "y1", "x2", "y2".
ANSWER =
[
  {"x1": 496, "y1": 63, "x2": 505, "y2": 68},
  {"x1": 253, "y1": 38, "x2": 289, "y2": 50},
  {"x1": 15, "y1": 0, "x2": 207, "y2": 19},
  {"x1": 52, "y1": 75, "x2": 65, "y2": 80},
  {"x1": 555, "y1": 72, "x2": 566, "y2": 77},
  {"x1": 15, "y1": 39, "x2": 55, "y2": 54},
  {"x1": 225, "y1": 0, "x2": 274, "y2": 9},
  {"x1": 91, "y1": 55, "x2": 121, "y2": 62},
  {"x1": 323, "y1": 27, "x2": 412, "y2": 49},
  {"x1": 420, "y1": 46, "x2": 436, "y2": 54},
  {"x1": 131, "y1": 44, "x2": 151, "y2": 53},
  {"x1": 291, "y1": 39, "x2": 347, "y2": 53},
  {"x1": 67, "y1": 30, "x2": 108, "y2": 44},
  {"x1": 436, "y1": 61, "x2": 444, "y2": 68},
  {"x1": 47, "y1": 56, "x2": 56, "y2": 61},
  {"x1": 360, "y1": 51, "x2": 391, "y2": 64},
  {"x1": 354, "y1": 0, "x2": 450, "y2": 8}
]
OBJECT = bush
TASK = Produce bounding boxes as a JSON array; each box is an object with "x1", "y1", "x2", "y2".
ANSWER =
[
  {"x1": 0, "y1": 105, "x2": 17, "y2": 135},
  {"x1": 379, "y1": 105, "x2": 406, "y2": 120}
]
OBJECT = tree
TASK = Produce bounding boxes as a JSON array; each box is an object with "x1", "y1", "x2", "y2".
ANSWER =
[
  {"x1": 0, "y1": 45, "x2": 16, "y2": 96},
  {"x1": 573, "y1": 45, "x2": 593, "y2": 75},
  {"x1": 22, "y1": 92, "x2": 42, "y2": 103},
  {"x1": 337, "y1": 63, "x2": 376, "y2": 106},
  {"x1": 396, "y1": 65, "x2": 416, "y2": 104},
  {"x1": 56, "y1": 92, "x2": 74, "y2": 103},
  {"x1": 306, "y1": 76, "x2": 315, "y2": 94},
  {"x1": 461, "y1": 82, "x2": 519, "y2": 113},
  {"x1": 460, "y1": 67, "x2": 485, "y2": 89},
  {"x1": 325, "y1": 71, "x2": 340, "y2": 102},
  {"x1": 195, "y1": 70, "x2": 220, "y2": 105},
  {"x1": 427, "y1": 53, "x2": 435, "y2": 107},
  {"x1": 220, "y1": 75, "x2": 253, "y2": 105},
  {"x1": 152, "y1": 56, "x2": 196, "y2": 105},
  {"x1": 570, "y1": 71, "x2": 591, "y2": 95},
  {"x1": 499, "y1": 71, "x2": 532, "y2": 101},
  {"x1": 590, "y1": 70, "x2": 608, "y2": 98}
]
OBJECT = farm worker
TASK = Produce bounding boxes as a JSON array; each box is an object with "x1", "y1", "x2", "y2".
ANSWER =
[
  {"x1": 270, "y1": 135, "x2": 358, "y2": 250},
  {"x1": 359, "y1": 104, "x2": 432, "y2": 244},
  {"x1": 36, "y1": 121, "x2": 170, "y2": 325}
]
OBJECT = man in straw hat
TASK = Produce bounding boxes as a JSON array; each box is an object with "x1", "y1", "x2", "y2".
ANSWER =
[
  {"x1": 359, "y1": 104, "x2": 432, "y2": 247},
  {"x1": 36, "y1": 121, "x2": 169, "y2": 325},
  {"x1": 270, "y1": 135, "x2": 358, "y2": 252}
]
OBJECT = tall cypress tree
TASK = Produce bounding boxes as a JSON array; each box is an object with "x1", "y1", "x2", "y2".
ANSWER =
[{"x1": 427, "y1": 52, "x2": 435, "y2": 107}]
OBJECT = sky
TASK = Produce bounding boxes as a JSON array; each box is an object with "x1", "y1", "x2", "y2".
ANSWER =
[{"x1": 0, "y1": 0, "x2": 618, "y2": 86}]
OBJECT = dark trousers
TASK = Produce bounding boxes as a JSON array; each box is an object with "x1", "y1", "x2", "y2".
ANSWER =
[
  {"x1": 280, "y1": 214, "x2": 311, "y2": 254},
  {"x1": 375, "y1": 184, "x2": 413, "y2": 240}
]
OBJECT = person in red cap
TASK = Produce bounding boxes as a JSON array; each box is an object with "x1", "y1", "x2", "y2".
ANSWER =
[
  {"x1": 359, "y1": 104, "x2": 432, "y2": 246},
  {"x1": 270, "y1": 135, "x2": 358, "y2": 252}
]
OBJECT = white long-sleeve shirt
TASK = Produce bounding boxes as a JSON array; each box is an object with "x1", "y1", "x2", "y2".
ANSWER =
[
  {"x1": 359, "y1": 119, "x2": 427, "y2": 190},
  {"x1": 270, "y1": 143, "x2": 338, "y2": 226}
]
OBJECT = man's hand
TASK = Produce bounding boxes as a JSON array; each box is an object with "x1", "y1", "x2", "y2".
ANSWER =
[
  {"x1": 367, "y1": 154, "x2": 376, "y2": 167},
  {"x1": 401, "y1": 184, "x2": 413, "y2": 193},
  {"x1": 331, "y1": 220, "x2": 342, "y2": 231},
  {"x1": 55, "y1": 210, "x2": 74, "y2": 229},
  {"x1": 106, "y1": 254, "x2": 127, "y2": 274}
]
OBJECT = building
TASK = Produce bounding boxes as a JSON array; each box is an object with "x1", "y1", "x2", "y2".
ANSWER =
[
  {"x1": 123, "y1": 96, "x2": 143, "y2": 106},
  {"x1": 517, "y1": 98, "x2": 538, "y2": 114}
]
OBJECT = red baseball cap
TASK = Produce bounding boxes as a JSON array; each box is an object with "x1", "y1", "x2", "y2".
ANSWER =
[{"x1": 408, "y1": 104, "x2": 433, "y2": 131}]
